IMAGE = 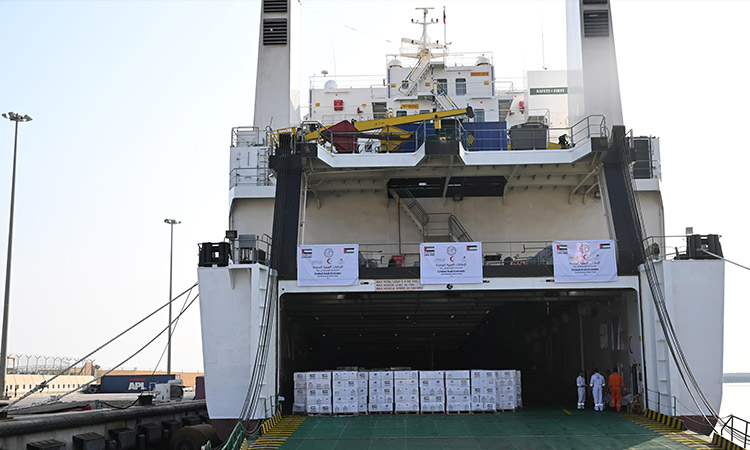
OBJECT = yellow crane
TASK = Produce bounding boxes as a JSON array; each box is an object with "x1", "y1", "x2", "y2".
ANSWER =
[
  {"x1": 301, "y1": 106, "x2": 474, "y2": 152},
  {"x1": 303, "y1": 106, "x2": 474, "y2": 140}
]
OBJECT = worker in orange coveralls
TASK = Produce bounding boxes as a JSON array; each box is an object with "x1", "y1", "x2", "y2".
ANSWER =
[{"x1": 608, "y1": 367, "x2": 626, "y2": 412}]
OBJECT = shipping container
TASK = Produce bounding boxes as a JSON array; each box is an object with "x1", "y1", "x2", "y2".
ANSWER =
[{"x1": 98, "y1": 374, "x2": 177, "y2": 393}]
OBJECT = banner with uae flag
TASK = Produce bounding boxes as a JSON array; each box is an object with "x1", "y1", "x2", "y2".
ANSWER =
[
  {"x1": 420, "y1": 242, "x2": 483, "y2": 284},
  {"x1": 297, "y1": 244, "x2": 359, "y2": 286},
  {"x1": 552, "y1": 240, "x2": 618, "y2": 283}
]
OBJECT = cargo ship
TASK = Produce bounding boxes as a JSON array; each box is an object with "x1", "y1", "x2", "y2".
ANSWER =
[{"x1": 196, "y1": 0, "x2": 727, "y2": 445}]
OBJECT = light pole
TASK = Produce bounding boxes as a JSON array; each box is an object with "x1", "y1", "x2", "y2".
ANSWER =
[
  {"x1": 164, "y1": 218, "x2": 180, "y2": 377},
  {"x1": 0, "y1": 112, "x2": 32, "y2": 400}
]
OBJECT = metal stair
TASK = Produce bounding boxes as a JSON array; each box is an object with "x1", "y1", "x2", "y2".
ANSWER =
[
  {"x1": 432, "y1": 84, "x2": 459, "y2": 111},
  {"x1": 390, "y1": 188, "x2": 472, "y2": 242},
  {"x1": 398, "y1": 50, "x2": 431, "y2": 97}
]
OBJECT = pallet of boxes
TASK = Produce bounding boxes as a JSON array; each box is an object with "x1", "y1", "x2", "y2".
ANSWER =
[
  {"x1": 419, "y1": 371, "x2": 445, "y2": 413},
  {"x1": 471, "y1": 370, "x2": 497, "y2": 412},
  {"x1": 356, "y1": 371, "x2": 368, "y2": 413},
  {"x1": 368, "y1": 370, "x2": 393, "y2": 413},
  {"x1": 305, "y1": 371, "x2": 332, "y2": 415},
  {"x1": 495, "y1": 369, "x2": 522, "y2": 411},
  {"x1": 394, "y1": 370, "x2": 419, "y2": 413},
  {"x1": 445, "y1": 370, "x2": 471, "y2": 413},
  {"x1": 332, "y1": 371, "x2": 358, "y2": 415},
  {"x1": 293, "y1": 372, "x2": 307, "y2": 414}
]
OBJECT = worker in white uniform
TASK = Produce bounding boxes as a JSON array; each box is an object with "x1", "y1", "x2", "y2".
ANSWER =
[
  {"x1": 590, "y1": 368, "x2": 606, "y2": 411},
  {"x1": 576, "y1": 371, "x2": 586, "y2": 409}
]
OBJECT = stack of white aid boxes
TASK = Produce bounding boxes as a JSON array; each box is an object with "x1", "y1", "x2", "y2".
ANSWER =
[
  {"x1": 356, "y1": 372, "x2": 369, "y2": 413},
  {"x1": 332, "y1": 371, "x2": 358, "y2": 414},
  {"x1": 306, "y1": 371, "x2": 332, "y2": 414},
  {"x1": 515, "y1": 370, "x2": 523, "y2": 408},
  {"x1": 495, "y1": 369, "x2": 517, "y2": 411},
  {"x1": 368, "y1": 371, "x2": 393, "y2": 413},
  {"x1": 293, "y1": 372, "x2": 307, "y2": 413},
  {"x1": 470, "y1": 370, "x2": 497, "y2": 411},
  {"x1": 394, "y1": 370, "x2": 419, "y2": 412},
  {"x1": 419, "y1": 371, "x2": 445, "y2": 413},
  {"x1": 445, "y1": 370, "x2": 471, "y2": 412}
]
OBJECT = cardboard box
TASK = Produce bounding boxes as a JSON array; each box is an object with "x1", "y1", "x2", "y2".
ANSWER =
[
  {"x1": 445, "y1": 370, "x2": 470, "y2": 379},
  {"x1": 394, "y1": 370, "x2": 419, "y2": 380},
  {"x1": 419, "y1": 371, "x2": 444, "y2": 380},
  {"x1": 333, "y1": 371, "x2": 358, "y2": 381},
  {"x1": 420, "y1": 386, "x2": 445, "y2": 396},
  {"x1": 368, "y1": 402, "x2": 393, "y2": 412},
  {"x1": 447, "y1": 386, "x2": 470, "y2": 395},
  {"x1": 308, "y1": 372, "x2": 332, "y2": 381}
]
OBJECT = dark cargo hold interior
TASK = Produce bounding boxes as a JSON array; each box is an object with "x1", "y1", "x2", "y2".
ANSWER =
[{"x1": 278, "y1": 288, "x2": 639, "y2": 408}]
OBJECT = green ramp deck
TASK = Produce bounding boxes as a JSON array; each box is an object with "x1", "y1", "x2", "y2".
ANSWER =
[{"x1": 278, "y1": 408, "x2": 717, "y2": 450}]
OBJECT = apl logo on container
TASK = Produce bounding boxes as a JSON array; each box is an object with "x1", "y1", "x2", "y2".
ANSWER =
[{"x1": 128, "y1": 378, "x2": 147, "y2": 391}]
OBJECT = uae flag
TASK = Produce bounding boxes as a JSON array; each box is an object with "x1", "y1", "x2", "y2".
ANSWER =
[{"x1": 301, "y1": 248, "x2": 312, "y2": 255}]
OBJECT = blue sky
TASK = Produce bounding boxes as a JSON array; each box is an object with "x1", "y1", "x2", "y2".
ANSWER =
[{"x1": 0, "y1": 0, "x2": 748, "y2": 378}]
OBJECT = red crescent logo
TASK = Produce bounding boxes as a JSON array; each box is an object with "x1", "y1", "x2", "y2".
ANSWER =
[
  {"x1": 450, "y1": 256, "x2": 455, "y2": 262},
  {"x1": 327, "y1": 258, "x2": 331, "y2": 264}
]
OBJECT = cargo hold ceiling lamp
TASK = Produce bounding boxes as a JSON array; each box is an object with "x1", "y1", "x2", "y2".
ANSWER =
[
  {"x1": 164, "y1": 218, "x2": 181, "y2": 377},
  {"x1": 0, "y1": 112, "x2": 32, "y2": 400}
]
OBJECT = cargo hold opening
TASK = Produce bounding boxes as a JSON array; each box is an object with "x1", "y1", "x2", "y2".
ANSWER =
[{"x1": 279, "y1": 288, "x2": 641, "y2": 408}]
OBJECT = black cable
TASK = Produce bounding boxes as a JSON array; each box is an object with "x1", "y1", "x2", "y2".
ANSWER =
[
  {"x1": 99, "y1": 395, "x2": 142, "y2": 410},
  {"x1": 6, "y1": 293, "x2": 200, "y2": 412},
  {"x1": 2, "y1": 282, "x2": 198, "y2": 412},
  {"x1": 613, "y1": 131, "x2": 720, "y2": 425},
  {"x1": 151, "y1": 285, "x2": 197, "y2": 375}
]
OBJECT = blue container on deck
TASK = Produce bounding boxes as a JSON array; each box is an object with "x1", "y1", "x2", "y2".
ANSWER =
[
  {"x1": 99, "y1": 374, "x2": 176, "y2": 393},
  {"x1": 398, "y1": 121, "x2": 508, "y2": 152},
  {"x1": 464, "y1": 121, "x2": 509, "y2": 151}
]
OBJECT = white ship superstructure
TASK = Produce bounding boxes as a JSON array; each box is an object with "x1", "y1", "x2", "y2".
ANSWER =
[{"x1": 198, "y1": 0, "x2": 725, "y2": 438}]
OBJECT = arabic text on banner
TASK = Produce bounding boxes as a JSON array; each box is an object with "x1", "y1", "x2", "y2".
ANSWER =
[
  {"x1": 419, "y1": 242, "x2": 483, "y2": 284},
  {"x1": 552, "y1": 240, "x2": 617, "y2": 283},
  {"x1": 297, "y1": 244, "x2": 359, "y2": 286}
]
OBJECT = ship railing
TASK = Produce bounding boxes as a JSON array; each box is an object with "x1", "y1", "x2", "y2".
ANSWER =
[
  {"x1": 357, "y1": 240, "x2": 555, "y2": 268},
  {"x1": 494, "y1": 79, "x2": 518, "y2": 95},
  {"x1": 300, "y1": 114, "x2": 607, "y2": 154},
  {"x1": 227, "y1": 233, "x2": 272, "y2": 266},
  {"x1": 568, "y1": 114, "x2": 608, "y2": 146},
  {"x1": 625, "y1": 129, "x2": 662, "y2": 181},
  {"x1": 641, "y1": 235, "x2": 723, "y2": 262},
  {"x1": 718, "y1": 415, "x2": 750, "y2": 449},
  {"x1": 645, "y1": 387, "x2": 677, "y2": 416},
  {"x1": 422, "y1": 213, "x2": 473, "y2": 242},
  {"x1": 309, "y1": 74, "x2": 386, "y2": 90},
  {"x1": 437, "y1": 51, "x2": 496, "y2": 67},
  {"x1": 230, "y1": 167, "x2": 273, "y2": 189},
  {"x1": 231, "y1": 126, "x2": 265, "y2": 147}
]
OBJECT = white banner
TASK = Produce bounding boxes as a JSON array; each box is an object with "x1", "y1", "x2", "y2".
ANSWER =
[
  {"x1": 553, "y1": 240, "x2": 618, "y2": 283},
  {"x1": 419, "y1": 242, "x2": 483, "y2": 285},
  {"x1": 297, "y1": 244, "x2": 359, "y2": 286}
]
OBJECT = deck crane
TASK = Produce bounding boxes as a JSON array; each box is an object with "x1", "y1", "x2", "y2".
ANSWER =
[{"x1": 300, "y1": 106, "x2": 474, "y2": 153}]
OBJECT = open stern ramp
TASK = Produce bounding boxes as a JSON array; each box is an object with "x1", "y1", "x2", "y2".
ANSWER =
[{"x1": 276, "y1": 410, "x2": 720, "y2": 449}]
